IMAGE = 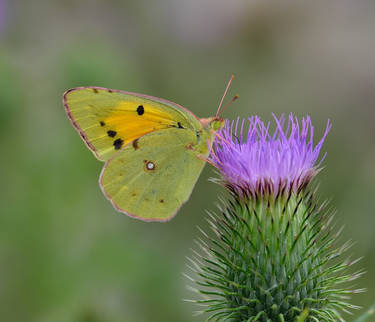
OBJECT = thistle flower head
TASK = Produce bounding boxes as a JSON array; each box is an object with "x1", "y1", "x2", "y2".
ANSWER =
[{"x1": 212, "y1": 114, "x2": 331, "y2": 197}]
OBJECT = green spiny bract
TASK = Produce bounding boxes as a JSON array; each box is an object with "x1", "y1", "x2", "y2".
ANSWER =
[{"x1": 187, "y1": 190, "x2": 363, "y2": 321}]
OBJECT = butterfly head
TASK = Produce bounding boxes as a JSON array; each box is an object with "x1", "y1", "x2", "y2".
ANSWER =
[
  {"x1": 196, "y1": 117, "x2": 225, "y2": 155},
  {"x1": 200, "y1": 117, "x2": 225, "y2": 132}
]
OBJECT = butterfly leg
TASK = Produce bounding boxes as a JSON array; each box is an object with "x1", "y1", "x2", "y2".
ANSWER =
[
  {"x1": 196, "y1": 154, "x2": 218, "y2": 168},
  {"x1": 186, "y1": 143, "x2": 218, "y2": 168}
]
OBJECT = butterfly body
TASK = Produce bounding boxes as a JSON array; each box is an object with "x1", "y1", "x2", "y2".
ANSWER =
[{"x1": 63, "y1": 86, "x2": 224, "y2": 221}]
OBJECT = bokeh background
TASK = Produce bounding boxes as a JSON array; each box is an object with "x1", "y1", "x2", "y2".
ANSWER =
[{"x1": 1, "y1": 0, "x2": 374, "y2": 321}]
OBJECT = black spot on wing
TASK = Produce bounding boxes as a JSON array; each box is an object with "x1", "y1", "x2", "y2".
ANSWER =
[
  {"x1": 113, "y1": 138, "x2": 124, "y2": 150},
  {"x1": 107, "y1": 130, "x2": 117, "y2": 137},
  {"x1": 177, "y1": 122, "x2": 184, "y2": 129},
  {"x1": 160, "y1": 199, "x2": 164, "y2": 203},
  {"x1": 100, "y1": 121, "x2": 105, "y2": 126},
  {"x1": 137, "y1": 105, "x2": 144, "y2": 115},
  {"x1": 132, "y1": 139, "x2": 139, "y2": 150},
  {"x1": 92, "y1": 88, "x2": 99, "y2": 93}
]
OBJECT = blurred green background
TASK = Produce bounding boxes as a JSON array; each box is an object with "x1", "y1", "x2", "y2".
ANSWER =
[{"x1": 1, "y1": 1, "x2": 374, "y2": 321}]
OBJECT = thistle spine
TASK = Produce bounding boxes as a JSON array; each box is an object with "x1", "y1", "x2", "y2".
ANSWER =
[{"x1": 188, "y1": 189, "x2": 363, "y2": 321}]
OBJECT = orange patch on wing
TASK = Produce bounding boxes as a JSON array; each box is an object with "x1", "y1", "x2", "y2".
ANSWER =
[{"x1": 101, "y1": 101, "x2": 175, "y2": 147}]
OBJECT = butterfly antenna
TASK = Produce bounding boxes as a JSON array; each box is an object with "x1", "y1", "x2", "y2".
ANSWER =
[
  {"x1": 216, "y1": 75, "x2": 234, "y2": 117},
  {"x1": 217, "y1": 95, "x2": 239, "y2": 117}
]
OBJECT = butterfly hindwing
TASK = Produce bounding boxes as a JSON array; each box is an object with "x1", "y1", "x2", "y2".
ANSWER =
[
  {"x1": 99, "y1": 128, "x2": 206, "y2": 221},
  {"x1": 63, "y1": 87, "x2": 199, "y2": 161}
]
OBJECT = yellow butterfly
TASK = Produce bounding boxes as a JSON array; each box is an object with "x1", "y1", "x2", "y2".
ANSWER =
[{"x1": 63, "y1": 78, "x2": 234, "y2": 221}]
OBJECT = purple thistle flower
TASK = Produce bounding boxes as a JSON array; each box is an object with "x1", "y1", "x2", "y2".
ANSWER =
[
  {"x1": 191, "y1": 113, "x2": 361, "y2": 321},
  {"x1": 212, "y1": 114, "x2": 331, "y2": 197}
]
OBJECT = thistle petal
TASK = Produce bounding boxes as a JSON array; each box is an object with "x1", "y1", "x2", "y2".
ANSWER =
[{"x1": 212, "y1": 114, "x2": 331, "y2": 197}]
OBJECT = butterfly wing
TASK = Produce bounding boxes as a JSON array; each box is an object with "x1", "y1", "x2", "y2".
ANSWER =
[
  {"x1": 63, "y1": 87, "x2": 200, "y2": 161},
  {"x1": 99, "y1": 128, "x2": 206, "y2": 221}
]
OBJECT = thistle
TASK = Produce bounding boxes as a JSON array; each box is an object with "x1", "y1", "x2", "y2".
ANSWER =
[{"x1": 187, "y1": 114, "x2": 364, "y2": 321}]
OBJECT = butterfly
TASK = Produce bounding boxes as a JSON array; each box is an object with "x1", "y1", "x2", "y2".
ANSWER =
[{"x1": 63, "y1": 77, "x2": 235, "y2": 222}]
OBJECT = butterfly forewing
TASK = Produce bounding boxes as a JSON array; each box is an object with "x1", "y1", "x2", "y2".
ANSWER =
[{"x1": 63, "y1": 87, "x2": 199, "y2": 161}]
